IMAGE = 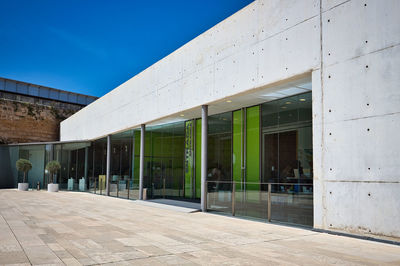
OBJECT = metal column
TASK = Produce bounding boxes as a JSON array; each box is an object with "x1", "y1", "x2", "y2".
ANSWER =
[
  {"x1": 267, "y1": 183, "x2": 272, "y2": 222},
  {"x1": 106, "y1": 135, "x2": 111, "y2": 196},
  {"x1": 139, "y1": 124, "x2": 145, "y2": 200},
  {"x1": 84, "y1": 147, "x2": 88, "y2": 180},
  {"x1": 201, "y1": 105, "x2": 208, "y2": 212},
  {"x1": 84, "y1": 146, "x2": 89, "y2": 191}
]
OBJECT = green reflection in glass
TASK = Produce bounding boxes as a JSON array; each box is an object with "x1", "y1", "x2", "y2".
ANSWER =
[{"x1": 195, "y1": 119, "x2": 202, "y2": 198}]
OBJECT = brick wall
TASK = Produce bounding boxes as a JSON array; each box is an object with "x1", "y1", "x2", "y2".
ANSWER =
[{"x1": 0, "y1": 97, "x2": 83, "y2": 144}]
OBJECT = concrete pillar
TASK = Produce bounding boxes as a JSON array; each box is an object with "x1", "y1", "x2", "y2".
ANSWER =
[
  {"x1": 139, "y1": 124, "x2": 145, "y2": 200},
  {"x1": 201, "y1": 105, "x2": 208, "y2": 212},
  {"x1": 106, "y1": 135, "x2": 111, "y2": 196}
]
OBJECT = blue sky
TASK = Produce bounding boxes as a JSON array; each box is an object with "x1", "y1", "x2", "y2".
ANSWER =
[{"x1": 0, "y1": 0, "x2": 253, "y2": 97}]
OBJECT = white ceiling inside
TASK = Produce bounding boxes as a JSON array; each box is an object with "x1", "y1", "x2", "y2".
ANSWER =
[{"x1": 147, "y1": 76, "x2": 312, "y2": 127}]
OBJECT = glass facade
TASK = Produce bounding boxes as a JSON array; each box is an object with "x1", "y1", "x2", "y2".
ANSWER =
[
  {"x1": 90, "y1": 137, "x2": 107, "y2": 194},
  {"x1": 207, "y1": 92, "x2": 313, "y2": 226},
  {"x1": 0, "y1": 90, "x2": 313, "y2": 227},
  {"x1": 208, "y1": 112, "x2": 232, "y2": 183},
  {"x1": 19, "y1": 145, "x2": 45, "y2": 188},
  {"x1": 261, "y1": 92, "x2": 313, "y2": 226},
  {"x1": 57, "y1": 142, "x2": 91, "y2": 191},
  {"x1": 144, "y1": 122, "x2": 185, "y2": 199},
  {"x1": 109, "y1": 130, "x2": 132, "y2": 198}
]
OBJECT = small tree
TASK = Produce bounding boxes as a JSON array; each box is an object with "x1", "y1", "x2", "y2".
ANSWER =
[
  {"x1": 16, "y1": 159, "x2": 32, "y2": 183},
  {"x1": 45, "y1": 160, "x2": 61, "y2": 184}
]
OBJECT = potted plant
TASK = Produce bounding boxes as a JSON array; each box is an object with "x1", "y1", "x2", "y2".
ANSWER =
[
  {"x1": 46, "y1": 160, "x2": 61, "y2": 192},
  {"x1": 16, "y1": 158, "x2": 32, "y2": 191}
]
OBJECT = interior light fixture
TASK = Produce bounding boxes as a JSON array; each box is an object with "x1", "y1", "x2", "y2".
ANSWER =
[
  {"x1": 281, "y1": 106, "x2": 287, "y2": 109},
  {"x1": 180, "y1": 114, "x2": 185, "y2": 117},
  {"x1": 285, "y1": 101, "x2": 291, "y2": 104},
  {"x1": 299, "y1": 98, "x2": 306, "y2": 102},
  {"x1": 226, "y1": 100, "x2": 232, "y2": 103}
]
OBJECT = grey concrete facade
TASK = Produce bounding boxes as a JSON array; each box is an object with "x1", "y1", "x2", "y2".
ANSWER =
[{"x1": 60, "y1": 0, "x2": 400, "y2": 240}]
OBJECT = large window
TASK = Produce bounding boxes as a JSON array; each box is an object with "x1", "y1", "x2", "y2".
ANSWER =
[
  {"x1": 18, "y1": 145, "x2": 45, "y2": 188},
  {"x1": 208, "y1": 112, "x2": 232, "y2": 183},
  {"x1": 58, "y1": 142, "x2": 91, "y2": 190},
  {"x1": 207, "y1": 91, "x2": 313, "y2": 226},
  {"x1": 261, "y1": 91, "x2": 313, "y2": 226},
  {"x1": 145, "y1": 122, "x2": 185, "y2": 199},
  {"x1": 109, "y1": 130, "x2": 134, "y2": 198},
  {"x1": 90, "y1": 138, "x2": 107, "y2": 194},
  {"x1": 261, "y1": 92, "x2": 313, "y2": 183}
]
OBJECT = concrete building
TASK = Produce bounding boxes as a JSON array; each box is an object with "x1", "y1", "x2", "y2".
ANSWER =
[{"x1": 0, "y1": 0, "x2": 399, "y2": 242}]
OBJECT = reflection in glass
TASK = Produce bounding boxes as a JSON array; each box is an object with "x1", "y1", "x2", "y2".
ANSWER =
[
  {"x1": 208, "y1": 112, "x2": 232, "y2": 183},
  {"x1": 109, "y1": 130, "x2": 134, "y2": 198},
  {"x1": 18, "y1": 145, "x2": 45, "y2": 189},
  {"x1": 90, "y1": 138, "x2": 107, "y2": 194},
  {"x1": 145, "y1": 122, "x2": 185, "y2": 200},
  {"x1": 261, "y1": 92, "x2": 313, "y2": 226}
]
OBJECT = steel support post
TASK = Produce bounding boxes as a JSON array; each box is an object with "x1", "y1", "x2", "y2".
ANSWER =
[
  {"x1": 139, "y1": 124, "x2": 145, "y2": 200},
  {"x1": 106, "y1": 135, "x2": 111, "y2": 196},
  {"x1": 201, "y1": 105, "x2": 208, "y2": 212}
]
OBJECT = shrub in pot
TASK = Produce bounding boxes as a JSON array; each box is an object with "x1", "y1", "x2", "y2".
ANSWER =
[
  {"x1": 46, "y1": 160, "x2": 61, "y2": 192},
  {"x1": 16, "y1": 159, "x2": 32, "y2": 191}
]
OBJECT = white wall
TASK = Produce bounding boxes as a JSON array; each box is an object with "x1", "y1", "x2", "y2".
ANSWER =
[
  {"x1": 60, "y1": 0, "x2": 400, "y2": 239},
  {"x1": 313, "y1": 0, "x2": 400, "y2": 239},
  {"x1": 60, "y1": 0, "x2": 320, "y2": 141}
]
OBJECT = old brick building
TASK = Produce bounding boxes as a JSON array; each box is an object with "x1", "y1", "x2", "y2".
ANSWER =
[{"x1": 0, "y1": 77, "x2": 97, "y2": 144}]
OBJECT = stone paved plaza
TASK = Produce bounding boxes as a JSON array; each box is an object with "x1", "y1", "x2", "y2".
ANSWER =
[{"x1": 0, "y1": 189, "x2": 399, "y2": 265}]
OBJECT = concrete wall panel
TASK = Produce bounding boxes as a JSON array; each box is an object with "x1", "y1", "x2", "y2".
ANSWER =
[
  {"x1": 257, "y1": 17, "x2": 320, "y2": 88},
  {"x1": 257, "y1": 0, "x2": 319, "y2": 41},
  {"x1": 313, "y1": 0, "x2": 400, "y2": 239},
  {"x1": 214, "y1": 45, "x2": 259, "y2": 98},
  {"x1": 322, "y1": 0, "x2": 400, "y2": 67},
  {"x1": 323, "y1": 113, "x2": 400, "y2": 182},
  {"x1": 322, "y1": 0, "x2": 348, "y2": 11},
  {"x1": 323, "y1": 45, "x2": 400, "y2": 123},
  {"x1": 324, "y1": 181, "x2": 400, "y2": 238}
]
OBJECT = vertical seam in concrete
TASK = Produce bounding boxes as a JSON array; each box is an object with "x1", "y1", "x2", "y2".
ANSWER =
[{"x1": 319, "y1": 0, "x2": 327, "y2": 229}]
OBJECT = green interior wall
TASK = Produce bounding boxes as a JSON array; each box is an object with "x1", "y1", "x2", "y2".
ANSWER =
[
  {"x1": 132, "y1": 130, "x2": 141, "y2": 187},
  {"x1": 145, "y1": 123, "x2": 185, "y2": 197},
  {"x1": 246, "y1": 106, "x2": 260, "y2": 195},
  {"x1": 195, "y1": 119, "x2": 201, "y2": 198},
  {"x1": 232, "y1": 110, "x2": 242, "y2": 183},
  {"x1": 184, "y1": 120, "x2": 194, "y2": 198}
]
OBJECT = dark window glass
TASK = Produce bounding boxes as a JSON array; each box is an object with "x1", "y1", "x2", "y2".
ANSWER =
[{"x1": 208, "y1": 112, "x2": 232, "y2": 183}]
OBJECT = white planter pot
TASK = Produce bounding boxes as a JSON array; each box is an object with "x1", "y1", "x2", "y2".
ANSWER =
[
  {"x1": 48, "y1": 183, "x2": 59, "y2": 192},
  {"x1": 18, "y1": 183, "x2": 29, "y2": 191}
]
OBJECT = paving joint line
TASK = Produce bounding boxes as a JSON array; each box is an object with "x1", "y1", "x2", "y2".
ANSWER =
[{"x1": 1, "y1": 213, "x2": 33, "y2": 265}]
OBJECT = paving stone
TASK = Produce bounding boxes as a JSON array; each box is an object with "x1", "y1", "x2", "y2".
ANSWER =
[
  {"x1": 0, "y1": 190, "x2": 400, "y2": 265},
  {"x1": 88, "y1": 251, "x2": 123, "y2": 264},
  {"x1": 0, "y1": 243, "x2": 23, "y2": 252},
  {"x1": 0, "y1": 251, "x2": 30, "y2": 264},
  {"x1": 134, "y1": 245, "x2": 171, "y2": 256},
  {"x1": 126, "y1": 257, "x2": 166, "y2": 266},
  {"x1": 23, "y1": 245, "x2": 63, "y2": 265},
  {"x1": 53, "y1": 250, "x2": 74, "y2": 259},
  {"x1": 60, "y1": 257, "x2": 82, "y2": 266},
  {"x1": 155, "y1": 254, "x2": 198, "y2": 265}
]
